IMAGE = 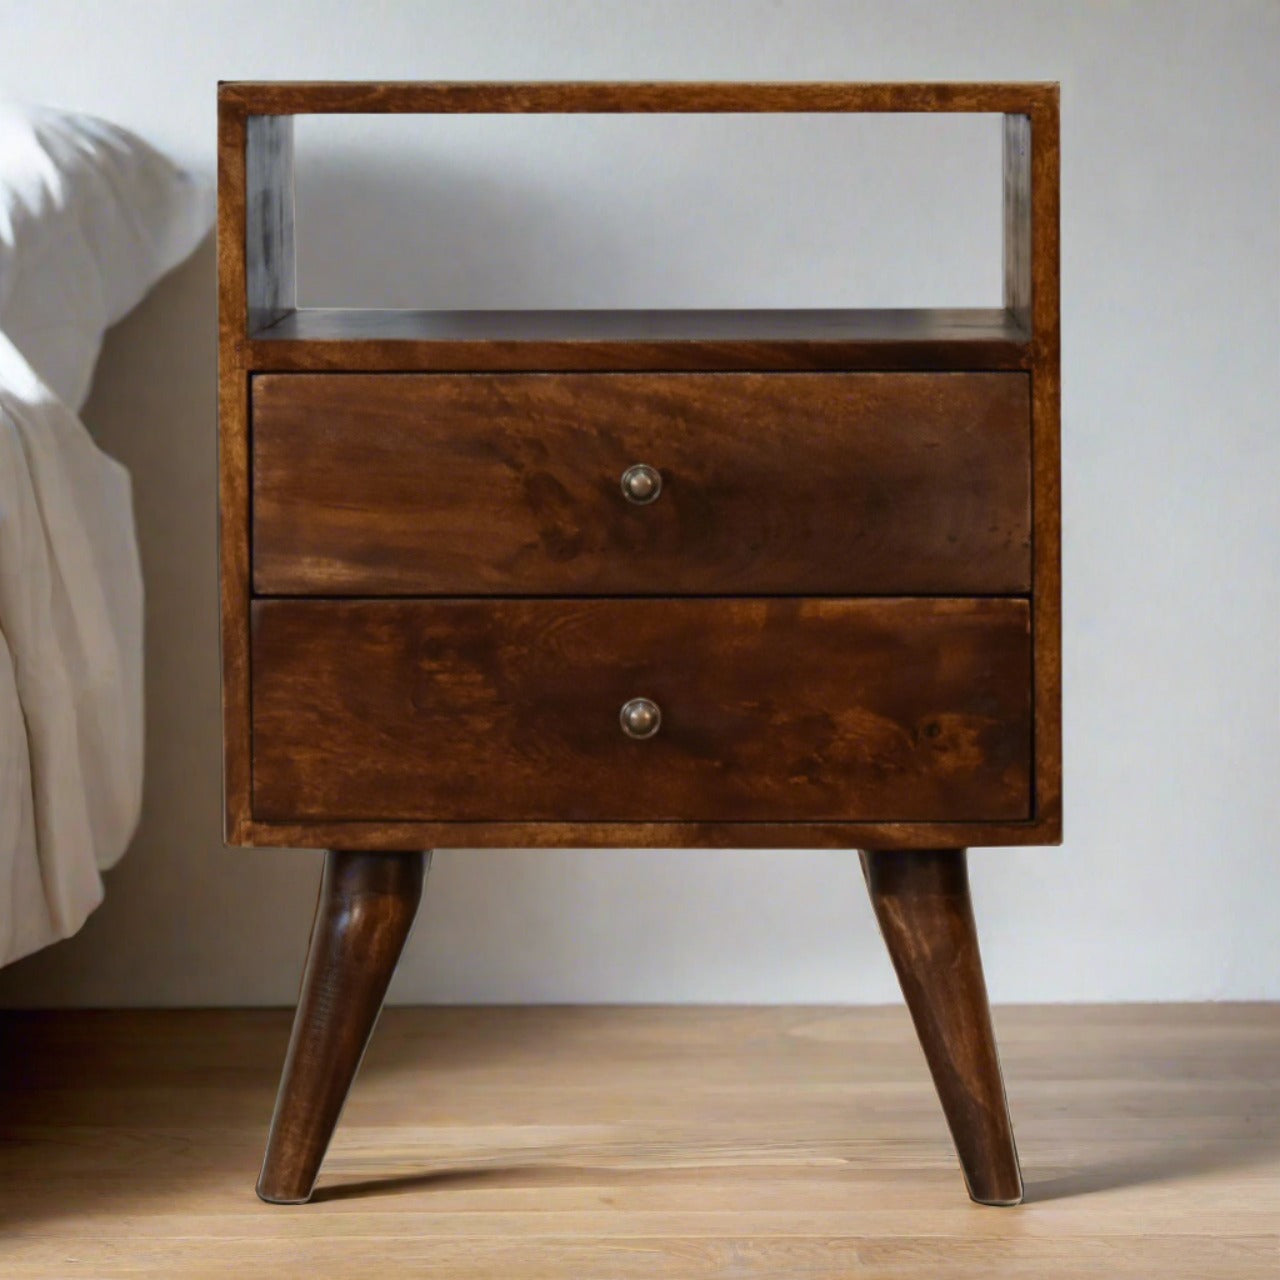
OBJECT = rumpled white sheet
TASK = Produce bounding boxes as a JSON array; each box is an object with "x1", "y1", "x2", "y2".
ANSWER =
[
  {"x1": 0, "y1": 102, "x2": 212, "y2": 967},
  {"x1": 0, "y1": 329, "x2": 143, "y2": 966}
]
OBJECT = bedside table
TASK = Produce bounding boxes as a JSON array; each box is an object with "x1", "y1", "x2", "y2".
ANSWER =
[{"x1": 217, "y1": 81, "x2": 1061, "y2": 1207}]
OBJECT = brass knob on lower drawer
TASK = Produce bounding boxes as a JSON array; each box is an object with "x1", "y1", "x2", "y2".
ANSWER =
[
  {"x1": 620, "y1": 463, "x2": 662, "y2": 504},
  {"x1": 619, "y1": 697, "x2": 662, "y2": 740}
]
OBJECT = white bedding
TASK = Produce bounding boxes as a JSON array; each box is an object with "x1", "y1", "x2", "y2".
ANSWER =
[
  {"x1": 0, "y1": 104, "x2": 211, "y2": 965},
  {"x1": 0, "y1": 331, "x2": 142, "y2": 963}
]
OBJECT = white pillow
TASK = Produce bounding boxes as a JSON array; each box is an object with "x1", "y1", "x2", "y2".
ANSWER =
[{"x1": 0, "y1": 103, "x2": 213, "y2": 410}]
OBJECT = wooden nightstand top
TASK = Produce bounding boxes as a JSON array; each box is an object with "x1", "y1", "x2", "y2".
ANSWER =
[{"x1": 216, "y1": 80, "x2": 1058, "y2": 116}]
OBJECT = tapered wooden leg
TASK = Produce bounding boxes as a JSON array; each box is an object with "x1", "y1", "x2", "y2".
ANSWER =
[
  {"x1": 257, "y1": 849, "x2": 429, "y2": 1204},
  {"x1": 861, "y1": 848, "x2": 1023, "y2": 1206}
]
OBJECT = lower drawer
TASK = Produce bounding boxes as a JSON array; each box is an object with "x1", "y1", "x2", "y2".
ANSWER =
[{"x1": 250, "y1": 598, "x2": 1032, "y2": 824}]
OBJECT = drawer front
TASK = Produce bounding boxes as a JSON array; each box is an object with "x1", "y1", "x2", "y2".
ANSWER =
[
  {"x1": 251, "y1": 598, "x2": 1032, "y2": 824},
  {"x1": 252, "y1": 373, "x2": 1031, "y2": 596}
]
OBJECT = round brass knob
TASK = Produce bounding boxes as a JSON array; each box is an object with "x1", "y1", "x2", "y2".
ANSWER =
[
  {"x1": 619, "y1": 697, "x2": 662, "y2": 740},
  {"x1": 620, "y1": 463, "x2": 662, "y2": 505}
]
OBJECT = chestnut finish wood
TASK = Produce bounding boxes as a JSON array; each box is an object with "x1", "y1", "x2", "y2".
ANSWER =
[
  {"x1": 1027, "y1": 96, "x2": 1063, "y2": 840},
  {"x1": 252, "y1": 372, "x2": 1032, "y2": 597},
  {"x1": 218, "y1": 81, "x2": 1062, "y2": 1206},
  {"x1": 247, "y1": 307, "x2": 1032, "y2": 373},
  {"x1": 257, "y1": 849, "x2": 428, "y2": 1205},
  {"x1": 1003, "y1": 114, "x2": 1032, "y2": 330},
  {"x1": 218, "y1": 80, "x2": 1058, "y2": 116},
  {"x1": 217, "y1": 818, "x2": 1059, "y2": 852},
  {"x1": 217, "y1": 81, "x2": 1062, "y2": 851},
  {"x1": 244, "y1": 114, "x2": 295, "y2": 333},
  {"x1": 860, "y1": 848, "x2": 1023, "y2": 1206},
  {"x1": 216, "y1": 97, "x2": 253, "y2": 844},
  {"x1": 251, "y1": 597, "x2": 1032, "y2": 825}
]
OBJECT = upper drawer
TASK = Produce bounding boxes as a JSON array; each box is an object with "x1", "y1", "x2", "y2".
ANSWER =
[{"x1": 251, "y1": 372, "x2": 1031, "y2": 596}]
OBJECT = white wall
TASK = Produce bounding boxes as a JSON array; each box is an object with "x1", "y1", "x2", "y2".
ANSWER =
[{"x1": 0, "y1": 0, "x2": 1276, "y2": 1007}]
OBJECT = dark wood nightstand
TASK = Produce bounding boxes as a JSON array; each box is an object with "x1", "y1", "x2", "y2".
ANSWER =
[{"x1": 217, "y1": 80, "x2": 1060, "y2": 1207}]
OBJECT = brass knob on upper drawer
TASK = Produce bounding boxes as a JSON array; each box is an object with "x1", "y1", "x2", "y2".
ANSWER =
[
  {"x1": 620, "y1": 697, "x2": 662, "y2": 740},
  {"x1": 620, "y1": 463, "x2": 662, "y2": 505}
]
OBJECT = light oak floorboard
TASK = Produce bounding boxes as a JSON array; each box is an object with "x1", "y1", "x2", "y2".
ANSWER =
[{"x1": 1, "y1": 1005, "x2": 1277, "y2": 1278}]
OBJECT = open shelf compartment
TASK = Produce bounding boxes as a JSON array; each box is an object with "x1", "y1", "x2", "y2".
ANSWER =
[{"x1": 220, "y1": 81, "x2": 1054, "y2": 371}]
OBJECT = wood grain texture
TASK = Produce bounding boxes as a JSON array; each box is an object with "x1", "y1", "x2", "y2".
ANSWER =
[
  {"x1": 1003, "y1": 114, "x2": 1032, "y2": 329},
  {"x1": 216, "y1": 96, "x2": 252, "y2": 843},
  {"x1": 1028, "y1": 90, "x2": 1062, "y2": 837},
  {"x1": 217, "y1": 81, "x2": 1063, "y2": 849},
  {"x1": 3, "y1": 1005, "x2": 1278, "y2": 1278},
  {"x1": 250, "y1": 597, "x2": 1032, "y2": 825},
  {"x1": 228, "y1": 815, "x2": 1062, "y2": 851},
  {"x1": 215, "y1": 81, "x2": 1062, "y2": 1217},
  {"x1": 246, "y1": 307, "x2": 1032, "y2": 372},
  {"x1": 861, "y1": 849, "x2": 1022, "y2": 1205},
  {"x1": 217, "y1": 80, "x2": 1060, "y2": 115},
  {"x1": 258, "y1": 850, "x2": 427, "y2": 1205},
  {"x1": 251, "y1": 372, "x2": 1032, "y2": 597},
  {"x1": 245, "y1": 115, "x2": 295, "y2": 332}
]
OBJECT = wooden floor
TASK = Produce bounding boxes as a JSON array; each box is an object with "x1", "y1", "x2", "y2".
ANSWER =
[{"x1": 1, "y1": 1005, "x2": 1277, "y2": 1278}]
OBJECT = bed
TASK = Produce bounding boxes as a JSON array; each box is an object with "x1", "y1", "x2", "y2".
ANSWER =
[{"x1": 0, "y1": 103, "x2": 211, "y2": 965}]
